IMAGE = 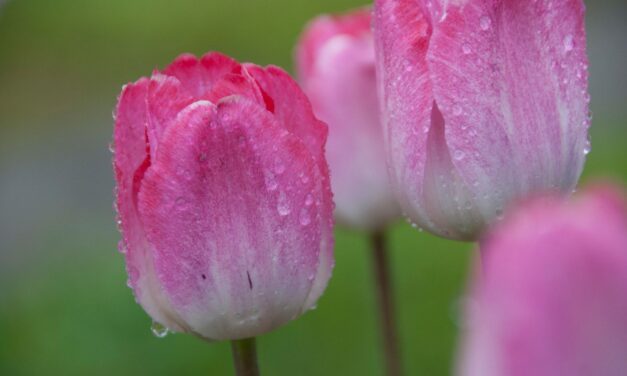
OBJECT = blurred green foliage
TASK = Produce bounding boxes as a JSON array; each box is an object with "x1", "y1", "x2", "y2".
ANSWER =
[{"x1": 0, "y1": 0, "x2": 625, "y2": 375}]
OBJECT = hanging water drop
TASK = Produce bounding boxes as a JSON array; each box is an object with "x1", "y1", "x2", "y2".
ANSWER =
[{"x1": 151, "y1": 321, "x2": 169, "y2": 338}]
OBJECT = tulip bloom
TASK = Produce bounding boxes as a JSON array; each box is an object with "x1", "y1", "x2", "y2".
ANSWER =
[
  {"x1": 374, "y1": 0, "x2": 591, "y2": 240},
  {"x1": 297, "y1": 9, "x2": 399, "y2": 230},
  {"x1": 113, "y1": 52, "x2": 334, "y2": 341},
  {"x1": 457, "y1": 186, "x2": 627, "y2": 376}
]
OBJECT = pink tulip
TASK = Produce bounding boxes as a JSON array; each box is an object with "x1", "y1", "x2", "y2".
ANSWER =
[
  {"x1": 113, "y1": 52, "x2": 334, "y2": 341},
  {"x1": 297, "y1": 8, "x2": 400, "y2": 230},
  {"x1": 374, "y1": 0, "x2": 591, "y2": 240},
  {"x1": 457, "y1": 185, "x2": 627, "y2": 376}
]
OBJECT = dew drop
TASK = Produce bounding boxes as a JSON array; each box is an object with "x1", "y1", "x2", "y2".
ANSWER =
[
  {"x1": 563, "y1": 34, "x2": 574, "y2": 52},
  {"x1": 583, "y1": 140, "x2": 591, "y2": 155},
  {"x1": 266, "y1": 172, "x2": 278, "y2": 191},
  {"x1": 299, "y1": 207, "x2": 311, "y2": 226},
  {"x1": 452, "y1": 105, "x2": 463, "y2": 116},
  {"x1": 305, "y1": 193, "x2": 314, "y2": 206},
  {"x1": 277, "y1": 191, "x2": 291, "y2": 216},
  {"x1": 151, "y1": 321, "x2": 169, "y2": 338},
  {"x1": 117, "y1": 240, "x2": 127, "y2": 254},
  {"x1": 274, "y1": 159, "x2": 286, "y2": 174},
  {"x1": 462, "y1": 43, "x2": 472, "y2": 55},
  {"x1": 453, "y1": 150, "x2": 465, "y2": 161},
  {"x1": 479, "y1": 16, "x2": 491, "y2": 31}
]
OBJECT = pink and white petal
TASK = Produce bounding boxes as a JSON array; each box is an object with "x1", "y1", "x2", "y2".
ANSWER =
[
  {"x1": 244, "y1": 65, "x2": 328, "y2": 158},
  {"x1": 203, "y1": 71, "x2": 266, "y2": 108},
  {"x1": 113, "y1": 79, "x2": 187, "y2": 332},
  {"x1": 423, "y1": 104, "x2": 486, "y2": 240},
  {"x1": 459, "y1": 187, "x2": 627, "y2": 376},
  {"x1": 374, "y1": 0, "x2": 439, "y2": 231},
  {"x1": 163, "y1": 52, "x2": 241, "y2": 98},
  {"x1": 426, "y1": 0, "x2": 589, "y2": 219},
  {"x1": 145, "y1": 74, "x2": 194, "y2": 160},
  {"x1": 297, "y1": 8, "x2": 372, "y2": 80},
  {"x1": 302, "y1": 24, "x2": 398, "y2": 230},
  {"x1": 137, "y1": 98, "x2": 333, "y2": 340}
]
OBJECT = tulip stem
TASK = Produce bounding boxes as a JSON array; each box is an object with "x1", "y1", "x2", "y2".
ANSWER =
[
  {"x1": 230, "y1": 337, "x2": 260, "y2": 376},
  {"x1": 371, "y1": 230, "x2": 403, "y2": 376}
]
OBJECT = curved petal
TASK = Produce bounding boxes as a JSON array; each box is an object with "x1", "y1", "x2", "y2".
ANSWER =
[
  {"x1": 244, "y1": 65, "x2": 328, "y2": 158},
  {"x1": 296, "y1": 8, "x2": 372, "y2": 80},
  {"x1": 137, "y1": 98, "x2": 333, "y2": 340},
  {"x1": 298, "y1": 10, "x2": 399, "y2": 230},
  {"x1": 458, "y1": 186, "x2": 627, "y2": 376},
  {"x1": 374, "y1": 0, "x2": 439, "y2": 231},
  {"x1": 113, "y1": 79, "x2": 187, "y2": 332},
  {"x1": 163, "y1": 52, "x2": 241, "y2": 98},
  {"x1": 426, "y1": 0, "x2": 589, "y2": 221}
]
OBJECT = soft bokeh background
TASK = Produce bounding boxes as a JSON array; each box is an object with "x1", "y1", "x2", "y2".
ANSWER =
[{"x1": 0, "y1": 0, "x2": 625, "y2": 375}]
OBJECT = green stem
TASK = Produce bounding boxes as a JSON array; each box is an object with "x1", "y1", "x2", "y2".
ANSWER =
[
  {"x1": 371, "y1": 230, "x2": 403, "y2": 376},
  {"x1": 230, "y1": 337, "x2": 260, "y2": 376}
]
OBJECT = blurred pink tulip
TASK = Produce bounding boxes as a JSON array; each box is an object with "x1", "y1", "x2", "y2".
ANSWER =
[
  {"x1": 113, "y1": 52, "x2": 334, "y2": 341},
  {"x1": 297, "y1": 8, "x2": 400, "y2": 230},
  {"x1": 458, "y1": 185, "x2": 627, "y2": 376},
  {"x1": 374, "y1": 0, "x2": 591, "y2": 240}
]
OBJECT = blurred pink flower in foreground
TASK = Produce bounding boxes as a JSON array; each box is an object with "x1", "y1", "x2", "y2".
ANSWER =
[
  {"x1": 458, "y1": 185, "x2": 627, "y2": 376},
  {"x1": 374, "y1": 0, "x2": 591, "y2": 240},
  {"x1": 113, "y1": 52, "x2": 334, "y2": 340},
  {"x1": 297, "y1": 8, "x2": 400, "y2": 230}
]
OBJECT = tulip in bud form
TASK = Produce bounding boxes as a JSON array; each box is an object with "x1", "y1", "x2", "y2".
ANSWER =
[
  {"x1": 113, "y1": 52, "x2": 334, "y2": 341},
  {"x1": 297, "y1": 8, "x2": 400, "y2": 230},
  {"x1": 457, "y1": 185, "x2": 627, "y2": 376},
  {"x1": 374, "y1": 0, "x2": 591, "y2": 240}
]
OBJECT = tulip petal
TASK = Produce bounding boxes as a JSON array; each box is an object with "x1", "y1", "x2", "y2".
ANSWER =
[
  {"x1": 113, "y1": 79, "x2": 187, "y2": 332},
  {"x1": 458, "y1": 186, "x2": 627, "y2": 376},
  {"x1": 297, "y1": 8, "x2": 372, "y2": 80},
  {"x1": 297, "y1": 9, "x2": 400, "y2": 230},
  {"x1": 425, "y1": 0, "x2": 589, "y2": 217},
  {"x1": 244, "y1": 65, "x2": 328, "y2": 158},
  {"x1": 137, "y1": 98, "x2": 333, "y2": 340},
  {"x1": 163, "y1": 52, "x2": 241, "y2": 98},
  {"x1": 374, "y1": 0, "x2": 440, "y2": 232}
]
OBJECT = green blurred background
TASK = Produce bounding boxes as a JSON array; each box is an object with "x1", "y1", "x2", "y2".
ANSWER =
[{"x1": 0, "y1": 0, "x2": 625, "y2": 375}]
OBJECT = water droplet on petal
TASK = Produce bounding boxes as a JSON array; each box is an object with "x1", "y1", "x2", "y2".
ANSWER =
[
  {"x1": 151, "y1": 322, "x2": 169, "y2": 338},
  {"x1": 277, "y1": 191, "x2": 291, "y2": 216},
  {"x1": 118, "y1": 240, "x2": 127, "y2": 254},
  {"x1": 454, "y1": 150, "x2": 465, "y2": 161},
  {"x1": 583, "y1": 139, "x2": 592, "y2": 155},
  {"x1": 479, "y1": 16, "x2": 491, "y2": 31},
  {"x1": 453, "y1": 105, "x2": 463, "y2": 116},
  {"x1": 563, "y1": 34, "x2": 574, "y2": 52},
  {"x1": 274, "y1": 159, "x2": 286, "y2": 174},
  {"x1": 299, "y1": 207, "x2": 311, "y2": 226},
  {"x1": 462, "y1": 43, "x2": 472, "y2": 55},
  {"x1": 305, "y1": 193, "x2": 314, "y2": 206}
]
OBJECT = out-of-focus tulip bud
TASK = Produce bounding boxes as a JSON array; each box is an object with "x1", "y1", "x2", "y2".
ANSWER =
[
  {"x1": 112, "y1": 52, "x2": 334, "y2": 341},
  {"x1": 457, "y1": 185, "x2": 627, "y2": 376},
  {"x1": 297, "y1": 8, "x2": 400, "y2": 230},
  {"x1": 374, "y1": 0, "x2": 591, "y2": 240}
]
